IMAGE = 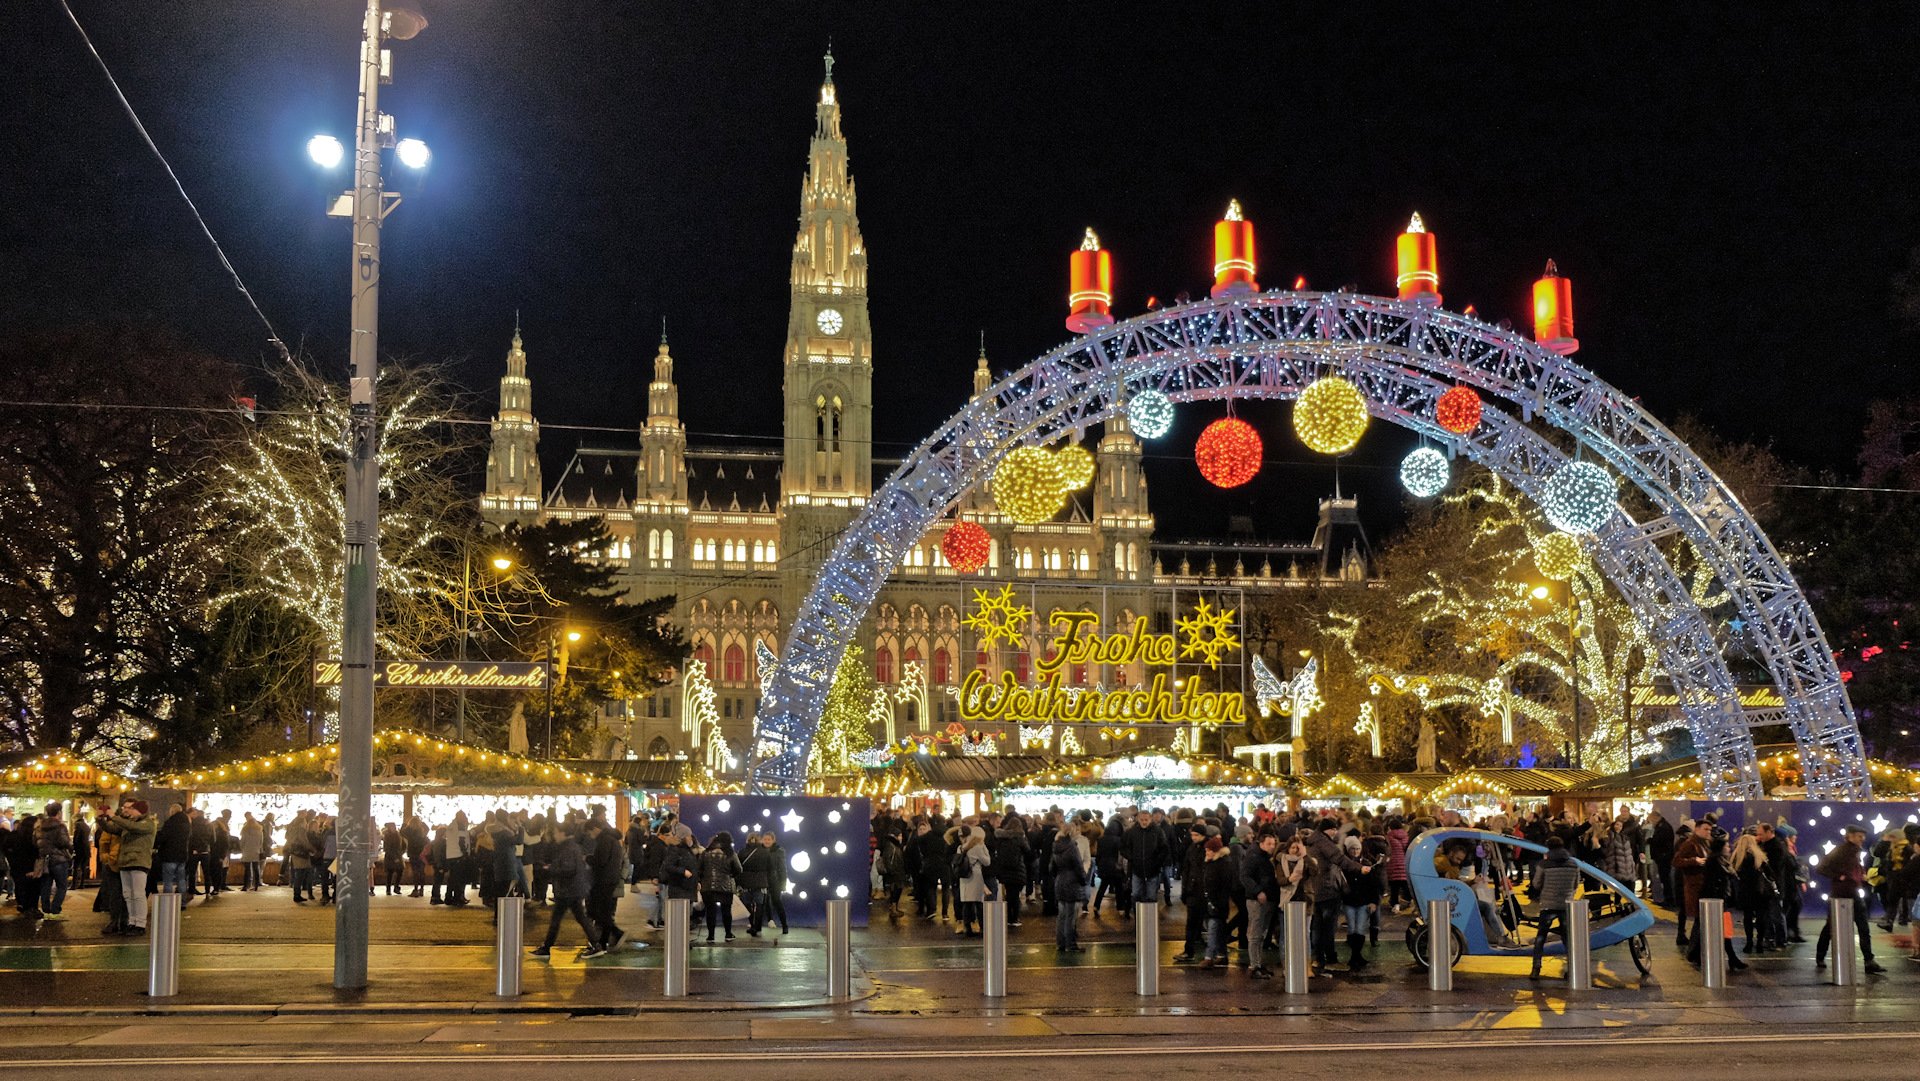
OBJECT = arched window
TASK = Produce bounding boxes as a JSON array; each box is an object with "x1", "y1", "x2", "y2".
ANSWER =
[
  {"x1": 646, "y1": 736, "x2": 672, "y2": 760},
  {"x1": 875, "y1": 646, "x2": 894, "y2": 685},
  {"x1": 692, "y1": 641, "x2": 714, "y2": 671},
  {"x1": 650, "y1": 529, "x2": 661, "y2": 563},
  {"x1": 662, "y1": 531, "x2": 674, "y2": 562},
  {"x1": 753, "y1": 540, "x2": 764, "y2": 563},
  {"x1": 975, "y1": 648, "x2": 989, "y2": 674},
  {"x1": 723, "y1": 644, "x2": 746, "y2": 683},
  {"x1": 933, "y1": 647, "x2": 951, "y2": 685},
  {"x1": 765, "y1": 541, "x2": 778, "y2": 562}
]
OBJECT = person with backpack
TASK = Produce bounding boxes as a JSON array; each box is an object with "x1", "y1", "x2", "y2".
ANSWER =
[
  {"x1": 531, "y1": 821, "x2": 605, "y2": 959},
  {"x1": 699, "y1": 831, "x2": 743, "y2": 943}
]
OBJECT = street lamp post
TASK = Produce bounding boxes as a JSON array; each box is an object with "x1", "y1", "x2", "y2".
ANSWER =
[
  {"x1": 455, "y1": 553, "x2": 514, "y2": 743},
  {"x1": 331, "y1": 0, "x2": 427, "y2": 991},
  {"x1": 545, "y1": 627, "x2": 582, "y2": 758}
]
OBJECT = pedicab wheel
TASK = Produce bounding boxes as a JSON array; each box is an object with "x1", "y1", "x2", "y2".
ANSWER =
[
  {"x1": 1408, "y1": 920, "x2": 1465, "y2": 971},
  {"x1": 1628, "y1": 932, "x2": 1653, "y2": 976}
]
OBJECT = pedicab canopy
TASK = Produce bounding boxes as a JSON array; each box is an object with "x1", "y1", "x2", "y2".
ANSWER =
[
  {"x1": 0, "y1": 750, "x2": 133, "y2": 801},
  {"x1": 153, "y1": 729, "x2": 630, "y2": 832}
]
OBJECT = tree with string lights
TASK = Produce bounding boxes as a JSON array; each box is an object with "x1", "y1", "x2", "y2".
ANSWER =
[{"x1": 809, "y1": 646, "x2": 877, "y2": 778}]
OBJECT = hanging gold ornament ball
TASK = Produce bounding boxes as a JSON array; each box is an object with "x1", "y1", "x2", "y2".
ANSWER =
[
  {"x1": 1293, "y1": 375, "x2": 1370, "y2": 454},
  {"x1": 1533, "y1": 530, "x2": 1586, "y2": 581},
  {"x1": 1054, "y1": 443, "x2": 1095, "y2": 491},
  {"x1": 992, "y1": 445, "x2": 1068, "y2": 524}
]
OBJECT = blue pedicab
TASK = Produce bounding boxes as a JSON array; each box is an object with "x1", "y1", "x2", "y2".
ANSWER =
[{"x1": 1404, "y1": 828, "x2": 1656, "y2": 976}]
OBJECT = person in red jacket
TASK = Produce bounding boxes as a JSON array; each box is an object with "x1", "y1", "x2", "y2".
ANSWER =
[
  {"x1": 1671, "y1": 824, "x2": 1709, "y2": 948},
  {"x1": 1815, "y1": 824, "x2": 1886, "y2": 974}
]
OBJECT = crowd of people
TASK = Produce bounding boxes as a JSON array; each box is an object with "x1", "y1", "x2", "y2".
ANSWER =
[{"x1": 7, "y1": 795, "x2": 1917, "y2": 981}]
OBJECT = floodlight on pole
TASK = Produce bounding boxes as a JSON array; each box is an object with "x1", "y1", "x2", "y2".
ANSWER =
[
  {"x1": 395, "y1": 137, "x2": 431, "y2": 169},
  {"x1": 308, "y1": 134, "x2": 345, "y2": 168}
]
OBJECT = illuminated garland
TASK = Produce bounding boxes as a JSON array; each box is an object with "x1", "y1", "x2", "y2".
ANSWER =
[
  {"x1": 158, "y1": 730, "x2": 622, "y2": 791},
  {"x1": 1293, "y1": 375, "x2": 1370, "y2": 454},
  {"x1": 1127, "y1": 389, "x2": 1174, "y2": 440},
  {"x1": 1195, "y1": 417, "x2": 1262, "y2": 488},
  {"x1": 999, "y1": 752, "x2": 1289, "y2": 791},
  {"x1": 1399, "y1": 447, "x2": 1450, "y2": 498},
  {"x1": 1, "y1": 750, "x2": 132, "y2": 793}
]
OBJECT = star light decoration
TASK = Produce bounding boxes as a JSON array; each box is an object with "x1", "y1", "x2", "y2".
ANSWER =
[
  {"x1": 1399, "y1": 447, "x2": 1451, "y2": 498},
  {"x1": 1293, "y1": 375, "x2": 1370, "y2": 454},
  {"x1": 963, "y1": 585, "x2": 1032, "y2": 649},
  {"x1": 1533, "y1": 530, "x2": 1586, "y2": 581},
  {"x1": 1175, "y1": 598, "x2": 1241, "y2": 668},
  {"x1": 940, "y1": 520, "x2": 991, "y2": 574},
  {"x1": 1127, "y1": 389, "x2": 1175, "y2": 440},
  {"x1": 1354, "y1": 702, "x2": 1382, "y2": 757},
  {"x1": 1540, "y1": 460, "x2": 1618, "y2": 534},
  {"x1": 1194, "y1": 417, "x2": 1263, "y2": 488}
]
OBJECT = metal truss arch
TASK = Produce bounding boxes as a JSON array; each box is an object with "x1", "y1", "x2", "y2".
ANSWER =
[{"x1": 751, "y1": 292, "x2": 1869, "y2": 800}]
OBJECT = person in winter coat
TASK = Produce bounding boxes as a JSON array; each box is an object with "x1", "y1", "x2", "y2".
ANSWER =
[
  {"x1": 1050, "y1": 822, "x2": 1087, "y2": 952},
  {"x1": 1238, "y1": 833, "x2": 1280, "y2": 979},
  {"x1": 98, "y1": 800, "x2": 156, "y2": 933},
  {"x1": 33, "y1": 804, "x2": 74, "y2": 919},
  {"x1": 737, "y1": 831, "x2": 773, "y2": 935},
  {"x1": 876, "y1": 829, "x2": 908, "y2": 918},
  {"x1": 1688, "y1": 831, "x2": 1747, "y2": 971},
  {"x1": 1814, "y1": 824, "x2": 1883, "y2": 973},
  {"x1": 758, "y1": 831, "x2": 791, "y2": 934},
  {"x1": 1091, "y1": 819, "x2": 1124, "y2": 914},
  {"x1": 1645, "y1": 812, "x2": 1676, "y2": 905},
  {"x1": 1671, "y1": 824, "x2": 1709, "y2": 946},
  {"x1": 586, "y1": 815, "x2": 627, "y2": 951},
  {"x1": 1384, "y1": 818, "x2": 1413, "y2": 914},
  {"x1": 955, "y1": 826, "x2": 991, "y2": 936},
  {"x1": 380, "y1": 823, "x2": 405, "y2": 895},
  {"x1": 69, "y1": 812, "x2": 91, "y2": 890},
  {"x1": 1303, "y1": 819, "x2": 1368, "y2": 973},
  {"x1": 1121, "y1": 814, "x2": 1170, "y2": 911},
  {"x1": 1174, "y1": 823, "x2": 1211, "y2": 962},
  {"x1": 699, "y1": 831, "x2": 744, "y2": 942},
  {"x1": 92, "y1": 804, "x2": 126, "y2": 934},
  {"x1": 1340, "y1": 834, "x2": 1384, "y2": 970},
  {"x1": 656, "y1": 824, "x2": 701, "y2": 929},
  {"x1": 989, "y1": 817, "x2": 1029, "y2": 923},
  {"x1": 909, "y1": 820, "x2": 944, "y2": 919},
  {"x1": 401, "y1": 815, "x2": 429, "y2": 897},
  {"x1": 1731, "y1": 830, "x2": 1778, "y2": 955},
  {"x1": 1199, "y1": 837, "x2": 1236, "y2": 967},
  {"x1": 154, "y1": 805, "x2": 192, "y2": 895},
  {"x1": 1528, "y1": 837, "x2": 1583, "y2": 979},
  {"x1": 238, "y1": 814, "x2": 266, "y2": 892},
  {"x1": 1600, "y1": 817, "x2": 1639, "y2": 893},
  {"x1": 531, "y1": 822, "x2": 604, "y2": 959}
]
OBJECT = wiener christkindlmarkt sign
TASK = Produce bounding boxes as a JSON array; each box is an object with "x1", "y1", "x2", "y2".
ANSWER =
[
  {"x1": 957, "y1": 586, "x2": 1246, "y2": 726},
  {"x1": 312, "y1": 660, "x2": 550, "y2": 690}
]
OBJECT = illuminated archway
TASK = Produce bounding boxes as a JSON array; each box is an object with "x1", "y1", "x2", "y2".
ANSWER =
[{"x1": 752, "y1": 292, "x2": 1869, "y2": 800}]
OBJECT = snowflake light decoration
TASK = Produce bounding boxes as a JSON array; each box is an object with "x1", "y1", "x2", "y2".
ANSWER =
[
  {"x1": 962, "y1": 585, "x2": 1032, "y2": 649},
  {"x1": 1175, "y1": 598, "x2": 1241, "y2": 669},
  {"x1": 1293, "y1": 375, "x2": 1370, "y2": 454},
  {"x1": 1127, "y1": 389, "x2": 1174, "y2": 439},
  {"x1": 1399, "y1": 446, "x2": 1450, "y2": 498},
  {"x1": 1540, "y1": 460, "x2": 1617, "y2": 534}
]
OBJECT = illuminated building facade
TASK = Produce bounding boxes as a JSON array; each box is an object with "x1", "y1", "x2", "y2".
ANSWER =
[{"x1": 480, "y1": 54, "x2": 1371, "y2": 761}]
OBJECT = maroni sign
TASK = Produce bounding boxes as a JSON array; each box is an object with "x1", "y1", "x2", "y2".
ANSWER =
[{"x1": 313, "y1": 660, "x2": 549, "y2": 690}]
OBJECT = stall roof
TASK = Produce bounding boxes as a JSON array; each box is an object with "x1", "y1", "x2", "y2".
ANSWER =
[
  {"x1": 160, "y1": 730, "x2": 625, "y2": 794},
  {"x1": 1572, "y1": 744, "x2": 1920, "y2": 799},
  {"x1": 568, "y1": 759, "x2": 701, "y2": 790}
]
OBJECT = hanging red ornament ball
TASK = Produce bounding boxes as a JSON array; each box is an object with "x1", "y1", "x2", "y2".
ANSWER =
[
  {"x1": 1434, "y1": 386, "x2": 1483, "y2": 434},
  {"x1": 1194, "y1": 417, "x2": 1263, "y2": 488},
  {"x1": 940, "y1": 520, "x2": 992, "y2": 574}
]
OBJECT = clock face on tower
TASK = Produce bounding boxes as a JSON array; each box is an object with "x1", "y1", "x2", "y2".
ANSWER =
[{"x1": 816, "y1": 308, "x2": 844, "y2": 335}]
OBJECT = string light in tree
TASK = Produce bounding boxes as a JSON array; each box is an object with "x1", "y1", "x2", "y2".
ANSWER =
[
  {"x1": 1434, "y1": 386, "x2": 1483, "y2": 434},
  {"x1": 991, "y1": 445, "x2": 1066, "y2": 524},
  {"x1": 1399, "y1": 447, "x2": 1450, "y2": 498},
  {"x1": 1540, "y1": 460, "x2": 1617, "y2": 534},
  {"x1": 1293, "y1": 375, "x2": 1370, "y2": 454},
  {"x1": 1127, "y1": 389, "x2": 1174, "y2": 439},
  {"x1": 1055, "y1": 443, "x2": 1095, "y2": 491},
  {"x1": 1194, "y1": 417, "x2": 1262, "y2": 488},
  {"x1": 1533, "y1": 530, "x2": 1586, "y2": 581},
  {"x1": 940, "y1": 520, "x2": 991, "y2": 574}
]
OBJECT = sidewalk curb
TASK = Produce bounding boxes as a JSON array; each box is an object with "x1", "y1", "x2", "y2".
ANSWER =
[{"x1": 0, "y1": 982, "x2": 878, "y2": 1019}]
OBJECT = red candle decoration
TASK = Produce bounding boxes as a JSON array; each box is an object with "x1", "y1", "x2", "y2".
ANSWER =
[
  {"x1": 1194, "y1": 417, "x2": 1263, "y2": 489},
  {"x1": 1434, "y1": 386, "x2": 1483, "y2": 435},
  {"x1": 940, "y1": 520, "x2": 992, "y2": 574}
]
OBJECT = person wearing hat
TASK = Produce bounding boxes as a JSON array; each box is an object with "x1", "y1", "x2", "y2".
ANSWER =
[
  {"x1": 1814, "y1": 823, "x2": 1885, "y2": 974},
  {"x1": 97, "y1": 799, "x2": 156, "y2": 935},
  {"x1": 1198, "y1": 836, "x2": 1235, "y2": 968}
]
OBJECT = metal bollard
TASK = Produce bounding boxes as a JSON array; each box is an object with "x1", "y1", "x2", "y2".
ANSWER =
[
  {"x1": 495, "y1": 895, "x2": 524, "y2": 997},
  {"x1": 1426, "y1": 898, "x2": 1453, "y2": 991},
  {"x1": 146, "y1": 887, "x2": 182, "y2": 998},
  {"x1": 1134, "y1": 901, "x2": 1159, "y2": 996},
  {"x1": 1565, "y1": 901, "x2": 1592, "y2": 990},
  {"x1": 664, "y1": 896, "x2": 690, "y2": 998},
  {"x1": 1699, "y1": 898, "x2": 1726, "y2": 989},
  {"x1": 1283, "y1": 900, "x2": 1310, "y2": 995},
  {"x1": 983, "y1": 899, "x2": 1007, "y2": 998},
  {"x1": 1828, "y1": 896, "x2": 1856, "y2": 987},
  {"x1": 826, "y1": 898, "x2": 852, "y2": 1000}
]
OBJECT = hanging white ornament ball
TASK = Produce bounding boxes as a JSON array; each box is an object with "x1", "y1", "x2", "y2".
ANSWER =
[
  {"x1": 1399, "y1": 447, "x2": 1450, "y2": 498},
  {"x1": 1127, "y1": 389, "x2": 1174, "y2": 440},
  {"x1": 1540, "y1": 460, "x2": 1617, "y2": 534}
]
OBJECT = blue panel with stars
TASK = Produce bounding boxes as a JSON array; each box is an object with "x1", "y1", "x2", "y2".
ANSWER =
[{"x1": 679, "y1": 793, "x2": 872, "y2": 928}]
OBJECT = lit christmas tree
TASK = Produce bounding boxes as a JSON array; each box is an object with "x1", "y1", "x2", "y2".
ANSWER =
[{"x1": 809, "y1": 646, "x2": 876, "y2": 777}]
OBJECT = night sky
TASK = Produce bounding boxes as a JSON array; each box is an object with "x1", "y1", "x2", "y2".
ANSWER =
[{"x1": 7, "y1": 3, "x2": 1919, "y2": 541}]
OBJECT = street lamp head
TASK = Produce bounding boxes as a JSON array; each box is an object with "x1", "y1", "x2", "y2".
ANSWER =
[
  {"x1": 307, "y1": 134, "x2": 345, "y2": 168},
  {"x1": 490, "y1": 556, "x2": 514, "y2": 572},
  {"x1": 394, "y1": 138, "x2": 431, "y2": 170},
  {"x1": 566, "y1": 630, "x2": 583, "y2": 643},
  {"x1": 1530, "y1": 585, "x2": 1552, "y2": 601}
]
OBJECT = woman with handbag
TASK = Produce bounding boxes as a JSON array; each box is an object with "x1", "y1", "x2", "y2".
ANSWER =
[
  {"x1": 1732, "y1": 829, "x2": 1777, "y2": 955},
  {"x1": 1689, "y1": 832, "x2": 1747, "y2": 971}
]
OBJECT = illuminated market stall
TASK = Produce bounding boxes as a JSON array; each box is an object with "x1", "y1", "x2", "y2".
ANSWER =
[
  {"x1": 1, "y1": 750, "x2": 133, "y2": 814},
  {"x1": 993, "y1": 752, "x2": 1292, "y2": 820}
]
